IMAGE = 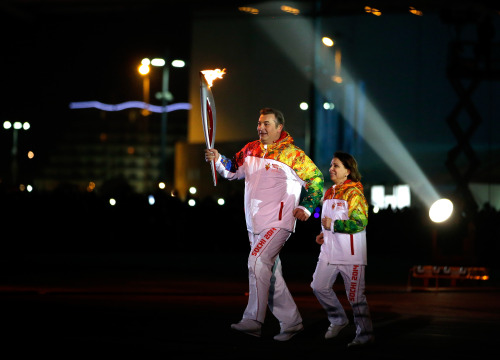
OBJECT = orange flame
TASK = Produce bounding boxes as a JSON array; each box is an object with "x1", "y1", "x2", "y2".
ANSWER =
[{"x1": 201, "y1": 68, "x2": 226, "y2": 87}]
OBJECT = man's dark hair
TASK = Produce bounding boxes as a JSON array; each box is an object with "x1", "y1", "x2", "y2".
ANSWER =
[{"x1": 260, "y1": 107, "x2": 285, "y2": 129}]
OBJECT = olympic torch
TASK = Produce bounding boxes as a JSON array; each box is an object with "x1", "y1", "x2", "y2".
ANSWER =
[{"x1": 200, "y1": 68, "x2": 226, "y2": 186}]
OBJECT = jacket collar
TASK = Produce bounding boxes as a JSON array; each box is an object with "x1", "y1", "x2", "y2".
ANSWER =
[{"x1": 261, "y1": 131, "x2": 293, "y2": 149}]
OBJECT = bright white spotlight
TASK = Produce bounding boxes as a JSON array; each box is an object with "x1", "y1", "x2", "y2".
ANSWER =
[
  {"x1": 300, "y1": 102, "x2": 309, "y2": 110},
  {"x1": 217, "y1": 198, "x2": 225, "y2": 205},
  {"x1": 172, "y1": 60, "x2": 185, "y2": 68},
  {"x1": 189, "y1": 186, "x2": 197, "y2": 194},
  {"x1": 109, "y1": 198, "x2": 117, "y2": 206},
  {"x1": 148, "y1": 195, "x2": 155, "y2": 205},
  {"x1": 151, "y1": 58, "x2": 166, "y2": 66},
  {"x1": 188, "y1": 199, "x2": 196, "y2": 206},
  {"x1": 429, "y1": 198, "x2": 453, "y2": 223}
]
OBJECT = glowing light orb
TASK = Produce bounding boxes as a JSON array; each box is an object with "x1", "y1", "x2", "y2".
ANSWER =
[{"x1": 429, "y1": 199, "x2": 453, "y2": 223}]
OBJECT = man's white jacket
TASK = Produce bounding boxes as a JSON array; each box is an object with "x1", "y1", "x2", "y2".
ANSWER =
[{"x1": 215, "y1": 132, "x2": 324, "y2": 235}]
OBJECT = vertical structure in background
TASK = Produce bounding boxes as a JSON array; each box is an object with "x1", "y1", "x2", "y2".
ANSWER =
[
  {"x1": 312, "y1": 1, "x2": 342, "y2": 174},
  {"x1": 311, "y1": 2, "x2": 365, "y2": 177},
  {"x1": 443, "y1": 10, "x2": 499, "y2": 218},
  {"x1": 160, "y1": 53, "x2": 170, "y2": 183},
  {"x1": 139, "y1": 56, "x2": 185, "y2": 189},
  {"x1": 138, "y1": 60, "x2": 152, "y2": 193},
  {"x1": 343, "y1": 81, "x2": 365, "y2": 156},
  {"x1": 154, "y1": 56, "x2": 185, "y2": 185},
  {"x1": 440, "y1": 8, "x2": 499, "y2": 265},
  {"x1": 309, "y1": 0, "x2": 320, "y2": 164},
  {"x1": 2, "y1": 121, "x2": 30, "y2": 187}
]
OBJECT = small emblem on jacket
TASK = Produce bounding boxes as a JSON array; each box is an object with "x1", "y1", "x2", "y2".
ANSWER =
[
  {"x1": 265, "y1": 163, "x2": 281, "y2": 172},
  {"x1": 332, "y1": 201, "x2": 345, "y2": 209}
]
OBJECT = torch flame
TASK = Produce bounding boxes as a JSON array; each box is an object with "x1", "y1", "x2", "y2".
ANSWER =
[{"x1": 201, "y1": 68, "x2": 226, "y2": 87}]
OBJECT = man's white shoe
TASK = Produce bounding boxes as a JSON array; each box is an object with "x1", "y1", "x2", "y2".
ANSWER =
[
  {"x1": 325, "y1": 322, "x2": 348, "y2": 339},
  {"x1": 273, "y1": 323, "x2": 304, "y2": 341},
  {"x1": 230, "y1": 319, "x2": 262, "y2": 337}
]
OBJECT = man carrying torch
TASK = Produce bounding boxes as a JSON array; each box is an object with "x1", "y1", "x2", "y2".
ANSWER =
[{"x1": 204, "y1": 107, "x2": 324, "y2": 341}]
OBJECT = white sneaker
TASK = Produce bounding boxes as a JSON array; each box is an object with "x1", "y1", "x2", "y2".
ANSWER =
[
  {"x1": 325, "y1": 322, "x2": 348, "y2": 339},
  {"x1": 273, "y1": 323, "x2": 304, "y2": 341},
  {"x1": 231, "y1": 319, "x2": 262, "y2": 337}
]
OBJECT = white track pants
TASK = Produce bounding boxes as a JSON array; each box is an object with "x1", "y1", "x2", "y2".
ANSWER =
[
  {"x1": 242, "y1": 228, "x2": 302, "y2": 330},
  {"x1": 311, "y1": 260, "x2": 374, "y2": 342}
]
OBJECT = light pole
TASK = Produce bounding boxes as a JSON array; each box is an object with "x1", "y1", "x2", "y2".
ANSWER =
[
  {"x1": 138, "y1": 60, "x2": 151, "y2": 116},
  {"x1": 138, "y1": 60, "x2": 153, "y2": 192},
  {"x1": 155, "y1": 57, "x2": 171, "y2": 182},
  {"x1": 141, "y1": 57, "x2": 185, "y2": 182},
  {"x1": 3, "y1": 120, "x2": 30, "y2": 186}
]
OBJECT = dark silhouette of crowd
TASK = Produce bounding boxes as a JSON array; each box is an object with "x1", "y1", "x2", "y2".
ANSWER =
[{"x1": 1, "y1": 181, "x2": 498, "y2": 270}]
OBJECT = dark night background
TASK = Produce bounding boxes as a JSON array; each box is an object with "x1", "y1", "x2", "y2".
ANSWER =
[
  {"x1": 0, "y1": 1, "x2": 499, "y2": 273},
  {"x1": 0, "y1": 0, "x2": 192, "y2": 174},
  {"x1": 0, "y1": 2, "x2": 499, "y2": 358}
]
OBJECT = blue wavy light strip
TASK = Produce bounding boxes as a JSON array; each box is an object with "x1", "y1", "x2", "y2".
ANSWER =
[{"x1": 69, "y1": 101, "x2": 192, "y2": 113}]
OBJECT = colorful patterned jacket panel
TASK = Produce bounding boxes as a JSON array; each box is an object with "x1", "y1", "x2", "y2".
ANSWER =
[
  {"x1": 323, "y1": 180, "x2": 368, "y2": 234},
  {"x1": 319, "y1": 180, "x2": 368, "y2": 264}
]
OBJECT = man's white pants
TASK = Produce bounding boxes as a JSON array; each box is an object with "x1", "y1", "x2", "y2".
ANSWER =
[
  {"x1": 242, "y1": 228, "x2": 302, "y2": 330},
  {"x1": 311, "y1": 261, "x2": 374, "y2": 342}
]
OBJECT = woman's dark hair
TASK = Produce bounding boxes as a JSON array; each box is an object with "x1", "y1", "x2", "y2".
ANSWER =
[
  {"x1": 260, "y1": 107, "x2": 285, "y2": 129},
  {"x1": 334, "y1": 151, "x2": 362, "y2": 182}
]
